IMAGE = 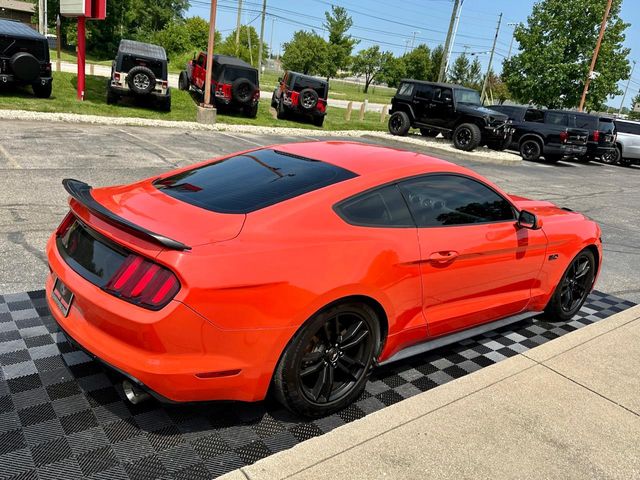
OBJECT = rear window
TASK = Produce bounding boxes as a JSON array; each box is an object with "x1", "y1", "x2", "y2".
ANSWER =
[
  {"x1": 0, "y1": 37, "x2": 47, "y2": 61},
  {"x1": 292, "y1": 76, "x2": 328, "y2": 97},
  {"x1": 155, "y1": 149, "x2": 357, "y2": 214},
  {"x1": 222, "y1": 66, "x2": 258, "y2": 84},
  {"x1": 598, "y1": 119, "x2": 615, "y2": 134},
  {"x1": 121, "y1": 55, "x2": 164, "y2": 78}
]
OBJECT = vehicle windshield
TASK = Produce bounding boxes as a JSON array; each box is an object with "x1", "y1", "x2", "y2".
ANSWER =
[
  {"x1": 455, "y1": 88, "x2": 481, "y2": 105},
  {"x1": 222, "y1": 66, "x2": 258, "y2": 84}
]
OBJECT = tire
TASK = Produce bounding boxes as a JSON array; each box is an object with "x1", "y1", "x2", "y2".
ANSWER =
[
  {"x1": 542, "y1": 249, "x2": 596, "y2": 322},
  {"x1": 452, "y1": 123, "x2": 482, "y2": 151},
  {"x1": 158, "y1": 94, "x2": 171, "y2": 112},
  {"x1": 10, "y1": 52, "x2": 40, "y2": 82},
  {"x1": 545, "y1": 154, "x2": 563, "y2": 163},
  {"x1": 388, "y1": 111, "x2": 410, "y2": 136},
  {"x1": 106, "y1": 86, "x2": 118, "y2": 105},
  {"x1": 298, "y1": 88, "x2": 319, "y2": 111},
  {"x1": 243, "y1": 103, "x2": 258, "y2": 118},
  {"x1": 420, "y1": 128, "x2": 438, "y2": 138},
  {"x1": 276, "y1": 98, "x2": 287, "y2": 120},
  {"x1": 126, "y1": 66, "x2": 156, "y2": 95},
  {"x1": 231, "y1": 78, "x2": 256, "y2": 104},
  {"x1": 178, "y1": 71, "x2": 189, "y2": 91},
  {"x1": 519, "y1": 138, "x2": 542, "y2": 161},
  {"x1": 619, "y1": 156, "x2": 632, "y2": 167},
  {"x1": 312, "y1": 115, "x2": 325, "y2": 127},
  {"x1": 601, "y1": 147, "x2": 620, "y2": 165},
  {"x1": 271, "y1": 90, "x2": 278, "y2": 108},
  {"x1": 272, "y1": 302, "x2": 380, "y2": 418},
  {"x1": 32, "y1": 81, "x2": 52, "y2": 99}
]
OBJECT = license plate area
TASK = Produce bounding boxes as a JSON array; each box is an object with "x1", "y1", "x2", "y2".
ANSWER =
[{"x1": 52, "y1": 277, "x2": 74, "y2": 317}]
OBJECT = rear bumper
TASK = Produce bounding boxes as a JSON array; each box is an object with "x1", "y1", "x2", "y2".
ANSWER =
[
  {"x1": 586, "y1": 143, "x2": 615, "y2": 157},
  {"x1": 46, "y1": 234, "x2": 295, "y2": 403},
  {"x1": 0, "y1": 74, "x2": 51, "y2": 85},
  {"x1": 109, "y1": 84, "x2": 169, "y2": 98},
  {"x1": 544, "y1": 144, "x2": 588, "y2": 156}
]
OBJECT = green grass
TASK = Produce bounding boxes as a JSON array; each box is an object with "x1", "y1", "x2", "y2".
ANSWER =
[{"x1": 0, "y1": 71, "x2": 388, "y2": 131}]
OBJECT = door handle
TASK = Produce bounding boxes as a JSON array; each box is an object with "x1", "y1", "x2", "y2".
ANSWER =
[{"x1": 429, "y1": 251, "x2": 459, "y2": 262}]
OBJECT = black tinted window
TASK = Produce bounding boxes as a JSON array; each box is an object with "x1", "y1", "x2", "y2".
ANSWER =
[
  {"x1": 397, "y1": 82, "x2": 413, "y2": 96},
  {"x1": 155, "y1": 149, "x2": 357, "y2": 214},
  {"x1": 337, "y1": 185, "x2": 413, "y2": 227},
  {"x1": 546, "y1": 112, "x2": 568, "y2": 126},
  {"x1": 524, "y1": 109, "x2": 544, "y2": 123},
  {"x1": 598, "y1": 119, "x2": 615, "y2": 134},
  {"x1": 292, "y1": 76, "x2": 328, "y2": 97},
  {"x1": 573, "y1": 115, "x2": 598, "y2": 130},
  {"x1": 399, "y1": 175, "x2": 514, "y2": 227},
  {"x1": 223, "y1": 66, "x2": 258, "y2": 84},
  {"x1": 615, "y1": 121, "x2": 640, "y2": 135},
  {"x1": 415, "y1": 84, "x2": 433, "y2": 99}
]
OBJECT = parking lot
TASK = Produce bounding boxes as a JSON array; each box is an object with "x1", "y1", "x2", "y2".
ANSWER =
[{"x1": 1, "y1": 118, "x2": 638, "y2": 304}]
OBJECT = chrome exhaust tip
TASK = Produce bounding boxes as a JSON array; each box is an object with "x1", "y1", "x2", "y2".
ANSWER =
[{"x1": 122, "y1": 379, "x2": 151, "y2": 405}]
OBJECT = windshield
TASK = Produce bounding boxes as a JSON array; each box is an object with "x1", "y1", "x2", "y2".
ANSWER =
[{"x1": 455, "y1": 88, "x2": 481, "y2": 105}]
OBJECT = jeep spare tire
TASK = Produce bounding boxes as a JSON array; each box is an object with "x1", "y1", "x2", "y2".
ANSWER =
[
  {"x1": 232, "y1": 78, "x2": 256, "y2": 104},
  {"x1": 10, "y1": 52, "x2": 40, "y2": 83},
  {"x1": 127, "y1": 66, "x2": 156, "y2": 95},
  {"x1": 299, "y1": 88, "x2": 319, "y2": 111}
]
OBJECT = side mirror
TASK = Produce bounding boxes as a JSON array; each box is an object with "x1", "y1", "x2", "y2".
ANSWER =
[{"x1": 517, "y1": 210, "x2": 542, "y2": 230}]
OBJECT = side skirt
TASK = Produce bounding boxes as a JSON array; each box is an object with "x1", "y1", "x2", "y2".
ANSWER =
[{"x1": 378, "y1": 310, "x2": 541, "y2": 366}]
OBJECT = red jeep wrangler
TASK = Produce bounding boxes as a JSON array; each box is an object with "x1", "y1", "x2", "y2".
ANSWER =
[
  {"x1": 179, "y1": 53, "x2": 260, "y2": 118},
  {"x1": 271, "y1": 71, "x2": 328, "y2": 127}
]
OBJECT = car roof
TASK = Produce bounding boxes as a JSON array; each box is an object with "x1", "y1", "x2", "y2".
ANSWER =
[
  {"x1": 400, "y1": 79, "x2": 474, "y2": 91},
  {"x1": 286, "y1": 71, "x2": 328, "y2": 84},
  {"x1": 274, "y1": 141, "x2": 465, "y2": 178},
  {"x1": 118, "y1": 39, "x2": 166, "y2": 60},
  {"x1": 213, "y1": 54, "x2": 255, "y2": 70},
  {"x1": 0, "y1": 19, "x2": 46, "y2": 41}
]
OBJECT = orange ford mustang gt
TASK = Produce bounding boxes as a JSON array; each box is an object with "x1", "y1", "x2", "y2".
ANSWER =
[{"x1": 46, "y1": 141, "x2": 602, "y2": 417}]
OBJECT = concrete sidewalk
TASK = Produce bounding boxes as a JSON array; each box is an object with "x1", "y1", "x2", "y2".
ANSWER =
[{"x1": 220, "y1": 305, "x2": 640, "y2": 480}]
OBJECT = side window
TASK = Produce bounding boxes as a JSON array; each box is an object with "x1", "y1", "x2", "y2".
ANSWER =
[
  {"x1": 415, "y1": 84, "x2": 433, "y2": 100},
  {"x1": 399, "y1": 175, "x2": 515, "y2": 227},
  {"x1": 545, "y1": 112, "x2": 568, "y2": 126},
  {"x1": 336, "y1": 185, "x2": 414, "y2": 227},
  {"x1": 197, "y1": 54, "x2": 206, "y2": 67},
  {"x1": 397, "y1": 82, "x2": 414, "y2": 97},
  {"x1": 523, "y1": 109, "x2": 544, "y2": 123}
]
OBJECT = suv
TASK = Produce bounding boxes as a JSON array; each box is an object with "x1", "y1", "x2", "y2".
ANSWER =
[
  {"x1": 388, "y1": 80, "x2": 512, "y2": 151},
  {"x1": 611, "y1": 119, "x2": 640, "y2": 167},
  {"x1": 271, "y1": 71, "x2": 328, "y2": 127},
  {"x1": 489, "y1": 106, "x2": 589, "y2": 162},
  {"x1": 0, "y1": 19, "x2": 52, "y2": 98},
  {"x1": 107, "y1": 40, "x2": 171, "y2": 111},
  {"x1": 179, "y1": 53, "x2": 259, "y2": 117},
  {"x1": 573, "y1": 113, "x2": 616, "y2": 163}
]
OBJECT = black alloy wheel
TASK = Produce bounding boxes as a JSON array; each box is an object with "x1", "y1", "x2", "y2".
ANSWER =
[
  {"x1": 601, "y1": 147, "x2": 620, "y2": 165},
  {"x1": 388, "y1": 111, "x2": 410, "y2": 136},
  {"x1": 452, "y1": 123, "x2": 481, "y2": 151},
  {"x1": 543, "y1": 249, "x2": 595, "y2": 322},
  {"x1": 273, "y1": 303, "x2": 380, "y2": 417},
  {"x1": 520, "y1": 139, "x2": 542, "y2": 161}
]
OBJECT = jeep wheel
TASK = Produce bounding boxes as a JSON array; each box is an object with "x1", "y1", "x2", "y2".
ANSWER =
[
  {"x1": 232, "y1": 78, "x2": 256, "y2": 104},
  {"x1": 420, "y1": 128, "x2": 438, "y2": 138},
  {"x1": 601, "y1": 147, "x2": 620, "y2": 165},
  {"x1": 519, "y1": 139, "x2": 542, "y2": 161},
  {"x1": 299, "y1": 88, "x2": 319, "y2": 111},
  {"x1": 388, "y1": 111, "x2": 410, "y2": 136},
  {"x1": 127, "y1": 66, "x2": 156, "y2": 95},
  {"x1": 276, "y1": 98, "x2": 287, "y2": 120},
  {"x1": 271, "y1": 91, "x2": 278, "y2": 108},
  {"x1": 243, "y1": 103, "x2": 258, "y2": 118},
  {"x1": 452, "y1": 123, "x2": 482, "y2": 151},
  {"x1": 32, "y1": 81, "x2": 52, "y2": 99},
  {"x1": 106, "y1": 84, "x2": 119, "y2": 105},
  {"x1": 158, "y1": 95, "x2": 171, "y2": 112},
  {"x1": 178, "y1": 71, "x2": 189, "y2": 91},
  {"x1": 312, "y1": 115, "x2": 325, "y2": 127}
]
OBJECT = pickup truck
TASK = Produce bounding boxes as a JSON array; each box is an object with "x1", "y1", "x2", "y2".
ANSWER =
[{"x1": 489, "y1": 106, "x2": 589, "y2": 162}]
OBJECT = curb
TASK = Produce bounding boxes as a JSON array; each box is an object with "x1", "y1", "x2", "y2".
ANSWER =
[{"x1": 1, "y1": 108, "x2": 522, "y2": 166}]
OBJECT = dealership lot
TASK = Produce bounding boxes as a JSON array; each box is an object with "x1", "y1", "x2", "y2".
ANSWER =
[{"x1": 1, "y1": 119, "x2": 638, "y2": 303}]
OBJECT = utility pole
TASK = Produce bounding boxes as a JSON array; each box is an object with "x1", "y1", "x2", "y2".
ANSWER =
[
  {"x1": 579, "y1": 0, "x2": 613, "y2": 112},
  {"x1": 235, "y1": 0, "x2": 243, "y2": 55},
  {"x1": 403, "y1": 39, "x2": 410, "y2": 55},
  {"x1": 506, "y1": 22, "x2": 517, "y2": 60},
  {"x1": 269, "y1": 17, "x2": 275, "y2": 59},
  {"x1": 257, "y1": 0, "x2": 267, "y2": 78},
  {"x1": 438, "y1": 0, "x2": 462, "y2": 82},
  {"x1": 619, "y1": 60, "x2": 636, "y2": 115},
  {"x1": 480, "y1": 12, "x2": 502, "y2": 104},
  {"x1": 38, "y1": 0, "x2": 43, "y2": 34},
  {"x1": 204, "y1": 0, "x2": 218, "y2": 107},
  {"x1": 43, "y1": 0, "x2": 47, "y2": 35},
  {"x1": 410, "y1": 31, "x2": 419, "y2": 50}
]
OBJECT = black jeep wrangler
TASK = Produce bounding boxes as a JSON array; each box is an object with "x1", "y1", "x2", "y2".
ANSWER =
[
  {"x1": 271, "y1": 71, "x2": 328, "y2": 127},
  {"x1": 0, "y1": 19, "x2": 52, "y2": 98},
  {"x1": 107, "y1": 40, "x2": 171, "y2": 111},
  {"x1": 388, "y1": 79, "x2": 512, "y2": 151},
  {"x1": 179, "y1": 53, "x2": 260, "y2": 118}
]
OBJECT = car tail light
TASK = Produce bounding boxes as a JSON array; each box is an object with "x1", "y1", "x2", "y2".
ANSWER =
[
  {"x1": 104, "y1": 254, "x2": 180, "y2": 309},
  {"x1": 56, "y1": 212, "x2": 76, "y2": 238},
  {"x1": 317, "y1": 101, "x2": 326, "y2": 113},
  {"x1": 43, "y1": 62, "x2": 52, "y2": 73},
  {"x1": 593, "y1": 130, "x2": 600, "y2": 142},
  {"x1": 559, "y1": 131, "x2": 569, "y2": 143},
  {"x1": 290, "y1": 91, "x2": 300, "y2": 105},
  {"x1": 161, "y1": 80, "x2": 168, "y2": 89},
  {"x1": 253, "y1": 90, "x2": 260, "y2": 100},
  {"x1": 114, "y1": 73, "x2": 121, "y2": 82}
]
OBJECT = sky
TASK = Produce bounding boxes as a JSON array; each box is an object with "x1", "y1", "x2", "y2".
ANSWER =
[{"x1": 187, "y1": 0, "x2": 640, "y2": 109}]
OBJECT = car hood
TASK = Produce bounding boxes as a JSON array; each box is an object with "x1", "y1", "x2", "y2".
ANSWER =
[
  {"x1": 457, "y1": 104, "x2": 509, "y2": 123},
  {"x1": 91, "y1": 180, "x2": 246, "y2": 247}
]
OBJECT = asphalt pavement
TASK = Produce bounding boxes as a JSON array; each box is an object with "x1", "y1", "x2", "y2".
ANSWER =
[{"x1": 0, "y1": 119, "x2": 638, "y2": 303}]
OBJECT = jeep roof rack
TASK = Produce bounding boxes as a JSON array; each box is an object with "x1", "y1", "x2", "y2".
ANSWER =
[
  {"x1": 0, "y1": 18, "x2": 47, "y2": 41},
  {"x1": 118, "y1": 39, "x2": 167, "y2": 61}
]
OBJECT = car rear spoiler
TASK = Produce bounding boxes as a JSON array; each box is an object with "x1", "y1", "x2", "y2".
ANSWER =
[{"x1": 62, "y1": 178, "x2": 191, "y2": 251}]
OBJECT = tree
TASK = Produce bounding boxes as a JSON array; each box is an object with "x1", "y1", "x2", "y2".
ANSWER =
[
  {"x1": 629, "y1": 91, "x2": 640, "y2": 120},
  {"x1": 428, "y1": 45, "x2": 444, "y2": 81},
  {"x1": 321, "y1": 6, "x2": 358, "y2": 79},
  {"x1": 282, "y1": 30, "x2": 328, "y2": 75},
  {"x1": 351, "y1": 46, "x2": 394, "y2": 93},
  {"x1": 468, "y1": 57, "x2": 482, "y2": 90},
  {"x1": 217, "y1": 26, "x2": 266, "y2": 66},
  {"x1": 449, "y1": 53, "x2": 470, "y2": 85},
  {"x1": 402, "y1": 44, "x2": 431, "y2": 81},
  {"x1": 378, "y1": 56, "x2": 406, "y2": 88},
  {"x1": 484, "y1": 70, "x2": 511, "y2": 104},
  {"x1": 502, "y1": 0, "x2": 630, "y2": 110}
]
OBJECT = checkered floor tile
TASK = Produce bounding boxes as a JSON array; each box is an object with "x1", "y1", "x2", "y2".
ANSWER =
[{"x1": 0, "y1": 290, "x2": 635, "y2": 480}]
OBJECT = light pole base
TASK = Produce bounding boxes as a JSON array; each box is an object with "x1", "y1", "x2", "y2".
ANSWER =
[{"x1": 197, "y1": 105, "x2": 217, "y2": 124}]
